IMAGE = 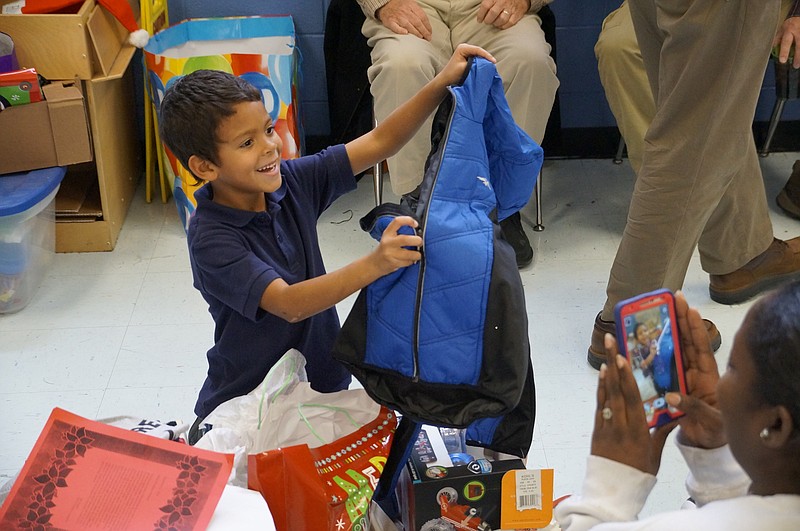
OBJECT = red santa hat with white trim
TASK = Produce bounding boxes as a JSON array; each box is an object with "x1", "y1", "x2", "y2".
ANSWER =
[{"x1": 23, "y1": 0, "x2": 150, "y2": 48}]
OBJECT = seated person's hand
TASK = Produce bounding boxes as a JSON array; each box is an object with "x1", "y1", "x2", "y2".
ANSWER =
[
  {"x1": 774, "y1": 16, "x2": 800, "y2": 69},
  {"x1": 665, "y1": 292, "x2": 726, "y2": 449},
  {"x1": 376, "y1": 0, "x2": 433, "y2": 41},
  {"x1": 372, "y1": 215, "x2": 423, "y2": 275},
  {"x1": 591, "y1": 335, "x2": 676, "y2": 476},
  {"x1": 477, "y1": 0, "x2": 533, "y2": 30}
]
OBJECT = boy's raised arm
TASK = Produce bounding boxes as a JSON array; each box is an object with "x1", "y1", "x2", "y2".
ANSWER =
[{"x1": 344, "y1": 43, "x2": 495, "y2": 176}]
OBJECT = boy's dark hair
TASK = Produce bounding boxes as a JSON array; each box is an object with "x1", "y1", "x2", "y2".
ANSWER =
[
  {"x1": 746, "y1": 280, "x2": 800, "y2": 436},
  {"x1": 159, "y1": 69, "x2": 262, "y2": 181}
]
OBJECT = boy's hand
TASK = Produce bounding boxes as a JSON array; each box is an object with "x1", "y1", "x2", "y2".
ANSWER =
[
  {"x1": 437, "y1": 44, "x2": 496, "y2": 87},
  {"x1": 372, "y1": 216, "x2": 423, "y2": 275}
]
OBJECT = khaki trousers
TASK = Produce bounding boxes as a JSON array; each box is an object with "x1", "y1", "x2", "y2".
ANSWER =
[
  {"x1": 595, "y1": 0, "x2": 793, "y2": 176},
  {"x1": 361, "y1": 0, "x2": 559, "y2": 195},
  {"x1": 601, "y1": 0, "x2": 782, "y2": 320},
  {"x1": 595, "y1": 1, "x2": 654, "y2": 175}
]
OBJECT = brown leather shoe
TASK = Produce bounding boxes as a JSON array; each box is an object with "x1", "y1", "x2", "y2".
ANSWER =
[
  {"x1": 587, "y1": 312, "x2": 722, "y2": 370},
  {"x1": 709, "y1": 237, "x2": 800, "y2": 305},
  {"x1": 777, "y1": 160, "x2": 800, "y2": 220}
]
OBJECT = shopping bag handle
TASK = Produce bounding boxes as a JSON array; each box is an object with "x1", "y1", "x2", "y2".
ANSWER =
[
  {"x1": 298, "y1": 403, "x2": 362, "y2": 446},
  {"x1": 256, "y1": 352, "x2": 305, "y2": 430}
]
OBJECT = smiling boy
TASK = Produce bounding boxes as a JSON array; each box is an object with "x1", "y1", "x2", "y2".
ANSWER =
[{"x1": 158, "y1": 44, "x2": 495, "y2": 443}]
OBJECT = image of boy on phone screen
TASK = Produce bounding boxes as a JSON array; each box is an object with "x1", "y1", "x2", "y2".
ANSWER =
[{"x1": 616, "y1": 289, "x2": 687, "y2": 428}]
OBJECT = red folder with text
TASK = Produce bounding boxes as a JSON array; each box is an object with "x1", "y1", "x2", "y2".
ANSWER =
[{"x1": 0, "y1": 408, "x2": 232, "y2": 530}]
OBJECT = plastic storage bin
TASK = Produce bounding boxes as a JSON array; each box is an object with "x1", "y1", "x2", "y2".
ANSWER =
[{"x1": 0, "y1": 167, "x2": 66, "y2": 313}]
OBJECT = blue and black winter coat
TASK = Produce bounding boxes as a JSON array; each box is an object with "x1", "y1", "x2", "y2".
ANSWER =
[{"x1": 333, "y1": 57, "x2": 543, "y2": 458}]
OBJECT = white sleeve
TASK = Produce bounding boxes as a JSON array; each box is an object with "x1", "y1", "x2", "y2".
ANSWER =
[
  {"x1": 676, "y1": 441, "x2": 751, "y2": 507},
  {"x1": 356, "y1": 0, "x2": 390, "y2": 19},
  {"x1": 554, "y1": 455, "x2": 656, "y2": 531}
]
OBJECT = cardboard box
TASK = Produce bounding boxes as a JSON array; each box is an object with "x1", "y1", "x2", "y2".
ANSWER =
[
  {"x1": 0, "y1": 81, "x2": 92, "y2": 175},
  {"x1": 398, "y1": 426, "x2": 554, "y2": 531},
  {"x1": 55, "y1": 45, "x2": 140, "y2": 253},
  {"x1": 0, "y1": 0, "x2": 137, "y2": 79}
]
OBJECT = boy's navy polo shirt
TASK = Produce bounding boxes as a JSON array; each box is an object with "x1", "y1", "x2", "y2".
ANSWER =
[{"x1": 187, "y1": 145, "x2": 356, "y2": 419}]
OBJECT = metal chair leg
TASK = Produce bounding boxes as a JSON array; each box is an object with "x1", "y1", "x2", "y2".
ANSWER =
[
  {"x1": 759, "y1": 98, "x2": 787, "y2": 158},
  {"x1": 533, "y1": 170, "x2": 544, "y2": 232},
  {"x1": 613, "y1": 136, "x2": 625, "y2": 164},
  {"x1": 372, "y1": 114, "x2": 383, "y2": 206}
]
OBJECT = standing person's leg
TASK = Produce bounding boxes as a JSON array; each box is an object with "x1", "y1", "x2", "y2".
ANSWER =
[
  {"x1": 450, "y1": 1, "x2": 558, "y2": 267},
  {"x1": 361, "y1": 0, "x2": 451, "y2": 197},
  {"x1": 594, "y1": 1, "x2": 654, "y2": 175},
  {"x1": 589, "y1": 0, "x2": 786, "y2": 368}
]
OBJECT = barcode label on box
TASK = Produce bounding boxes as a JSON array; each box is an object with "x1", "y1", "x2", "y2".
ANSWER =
[{"x1": 516, "y1": 469, "x2": 543, "y2": 510}]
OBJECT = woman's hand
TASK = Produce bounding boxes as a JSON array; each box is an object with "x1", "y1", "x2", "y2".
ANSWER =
[
  {"x1": 591, "y1": 335, "x2": 676, "y2": 475},
  {"x1": 666, "y1": 292, "x2": 726, "y2": 449}
]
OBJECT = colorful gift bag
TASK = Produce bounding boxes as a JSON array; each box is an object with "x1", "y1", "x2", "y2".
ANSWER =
[
  {"x1": 248, "y1": 404, "x2": 397, "y2": 531},
  {"x1": 144, "y1": 15, "x2": 303, "y2": 231}
]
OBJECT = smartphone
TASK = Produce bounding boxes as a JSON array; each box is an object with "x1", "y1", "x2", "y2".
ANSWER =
[{"x1": 613, "y1": 289, "x2": 687, "y2": 428}]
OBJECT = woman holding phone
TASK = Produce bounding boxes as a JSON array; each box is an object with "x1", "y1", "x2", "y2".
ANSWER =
[{"x1": 555, "y1": 285, "x2": 800, "y2": 529}]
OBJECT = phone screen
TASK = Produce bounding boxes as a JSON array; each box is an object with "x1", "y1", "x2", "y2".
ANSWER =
[{"x1": 614, "y1": 289, "x2": 687, "y2": 428}]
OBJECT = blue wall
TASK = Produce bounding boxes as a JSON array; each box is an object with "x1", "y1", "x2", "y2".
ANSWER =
[{"x1": 169, "y1": 0, "x2": 798, "y2": 139}]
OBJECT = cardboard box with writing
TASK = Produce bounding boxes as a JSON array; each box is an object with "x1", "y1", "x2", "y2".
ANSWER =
[
  {"x1": 398, "y1": 426, "x2": 554, "y2": 531},
  {"x1": 0, "y1": 81, "x2": 92, "y2": 175}
]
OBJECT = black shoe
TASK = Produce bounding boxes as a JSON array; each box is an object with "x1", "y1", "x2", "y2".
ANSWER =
[{"x1": 500, "y1": 212, "x2": 533, "y2": 268}]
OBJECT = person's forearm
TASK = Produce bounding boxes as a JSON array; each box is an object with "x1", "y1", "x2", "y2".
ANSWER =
[
  {"x1": 374, "y1": 75, "x2": 450, "y2": 158},
  {"x1": 677, "y1": 440, "x2": 751, "y2": 507},
  {"x1": 554, "y1": 455, "x2": 656, "y2": 530},
  {"x1": 260, "y1": 254, "x2": 384, "y2": 323}
]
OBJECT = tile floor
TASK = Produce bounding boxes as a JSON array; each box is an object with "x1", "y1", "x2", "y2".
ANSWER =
[{"x1": 2, "y1": 152, "x2": 799, "y2": 520}]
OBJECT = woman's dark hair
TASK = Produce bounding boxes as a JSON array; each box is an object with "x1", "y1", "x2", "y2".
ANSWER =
[
  {"x1": 745, "y1": 280, "x2": 800, "y2": 434},
  {"x1": 158, "y1": 69, "x2": 262, "y2": 182}
]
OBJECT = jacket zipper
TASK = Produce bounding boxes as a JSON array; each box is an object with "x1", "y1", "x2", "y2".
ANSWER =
[{"x1": 412, "y1": 87, "x2": 456, "y2": 382}]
